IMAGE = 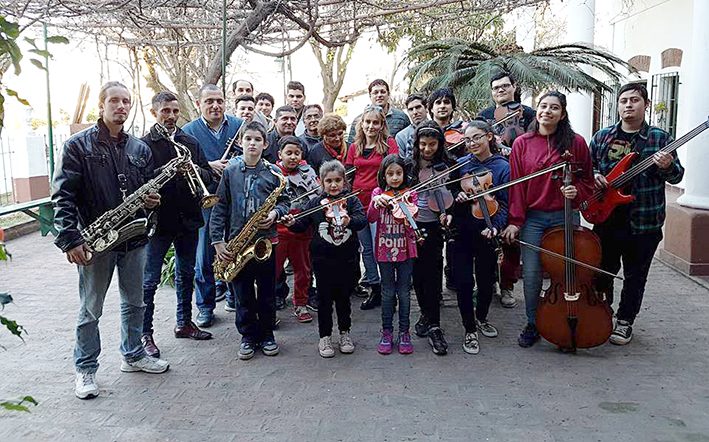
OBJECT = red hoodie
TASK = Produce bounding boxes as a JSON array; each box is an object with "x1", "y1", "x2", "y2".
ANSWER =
[{"x1": 508, "y1": 132, "x2": 594, "y2": 227}]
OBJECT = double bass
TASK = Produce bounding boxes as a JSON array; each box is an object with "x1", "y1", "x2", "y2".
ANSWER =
[{"x1": 535, "y1": 152, "x2": 613, "y2": 350}]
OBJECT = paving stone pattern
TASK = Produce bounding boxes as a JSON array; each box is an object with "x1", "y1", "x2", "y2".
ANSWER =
[{"x1": 1, "y1": 232, "x2": 709, "y2": 441}]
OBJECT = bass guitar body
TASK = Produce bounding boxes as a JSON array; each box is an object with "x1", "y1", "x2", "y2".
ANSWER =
[
  {"x1": 581, "y1": 152, "x2": 638, "y2": 224},
  {"x1": 536, "y1": 227, "x2": 613, "y2": 349}
]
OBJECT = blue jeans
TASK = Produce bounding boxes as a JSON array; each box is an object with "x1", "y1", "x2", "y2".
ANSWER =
[
  {"x1": 143, "y1": 230, "x2": 198, "y2": 332},
  {"x1": 379, "y1": 259, "x2": 413, "y2": 332},
  {"x1": 195, "y1": 208, "x2": 219, "y2": 313},
  {"x1": 520, "y1": 210, "x2": 579, "y2": 325},
  {"x1": 75, "y1": 246, "x2": 146, "y2": 374},
  {"x1": 357, "y1": 222, "x2": 380, "y2": 285}
]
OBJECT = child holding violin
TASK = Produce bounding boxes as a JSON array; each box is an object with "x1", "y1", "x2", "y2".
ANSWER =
[
  {"x1": 500, "y1": 91, "x2": 594, "y2": 348},
  {"x1": 448, "y1": 120, "x2": 510, "y2": 354},
  {"x1": 408, "y1": 121, "x2": 455, "y2": 355},
  {"x1": 368, "y1": 154, "x2": 419, "y2": 354},
  {"x1": 274, "y1": 136, "x2": 320, "y2": 324},
  {"x1": 282, "y1": 160, "x2": 367, "y2": 358},
  {"x1": 345, "y1": 105, "x2": 399, "y2": 310}
]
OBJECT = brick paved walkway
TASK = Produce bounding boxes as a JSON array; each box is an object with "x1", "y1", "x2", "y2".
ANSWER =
[{"x1": 1, "y1": 231, "x2": 709, "y2": 441}]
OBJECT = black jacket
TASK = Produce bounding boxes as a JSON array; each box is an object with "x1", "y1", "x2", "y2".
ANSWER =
[
  {"x1": 52, "y1": 120, "x2": 154, "y2": 252},
  {"x1": 288, "y1": 192, "x2": 367, "y2": 266},
  {"x1": 141, "y1": 125, "x2": 216, "y2": 235}
]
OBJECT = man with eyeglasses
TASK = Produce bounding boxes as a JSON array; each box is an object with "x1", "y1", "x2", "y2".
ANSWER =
[
  {"x1": 347, "y1": 79, "x2": 410, "y2": 144},
  {"x1": 478, "y1": 72, "x2": 535, "y2": 149},
  {"x1": 478, "y1": 72, "x2": 534, "y2": 309}
]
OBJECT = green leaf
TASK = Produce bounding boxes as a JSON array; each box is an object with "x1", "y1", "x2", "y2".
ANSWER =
[
  {"x1": 0, "y1": 315, "x2": 26, "y2": 342},
  {"x1": 5, "y1": 89, "x2": 30, "y2": 106},
  {"x1": 29, "y1": 58, "x2": 46, "y2": 71},
  {"x1": 0, "y1": 396, "x2": 37, "y2": 412},
  {"x1": 23, "y1": 37, "x2": 37, "y2": 49},
  {"x1": 28, "y1": 49, "x2": 52, "y2": 58},
  {"x1": 46, "y1": 36, "x2": 70, "y2": 44}
]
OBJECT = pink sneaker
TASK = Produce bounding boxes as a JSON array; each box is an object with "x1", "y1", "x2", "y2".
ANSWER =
[
  {"x1": 398, "y1": 331, "x2": 413, "y2": 354},
  {"x1": 378, "y1": 329, "x2": 393, "y2": 355}
]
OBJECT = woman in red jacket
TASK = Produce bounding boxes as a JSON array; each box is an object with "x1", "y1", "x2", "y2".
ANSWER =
[
  {"x1": 345, "y1": 105, "x2": 399, "y2": 309},
  {"x1": 501, "y1": 91, "x2": 594, "y2": 348}
]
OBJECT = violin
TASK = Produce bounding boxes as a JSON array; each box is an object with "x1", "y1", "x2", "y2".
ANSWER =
[
  {"x1": 444, "y1": 127, "x2": 466, "y2": 157},
  {"x1": 534, "y1": 152, "x2": 613, "y2": 351},
  {"x1": 460, "y1": 170, "x2": 499, "y2": 220},
  {"x1": 460, "y1": 170, "x2": 502, "y2": 258},
  {"x1": 493, "y1": 102, "x2": 525, "y2": 147},
  {"x1": 322, "y1": 197, "x2": 348, "y2": 235},
  {"x1": 382, "y1": 188, "x2": 425, "y2": 243}
]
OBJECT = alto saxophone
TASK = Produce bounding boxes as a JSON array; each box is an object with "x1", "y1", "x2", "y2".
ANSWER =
[
  {"x1": 213, "y1": 165, "x2": 287, "y2": 283},
  {"x1": 81, "y1": 154, "x2": 188, "y2": 258}
]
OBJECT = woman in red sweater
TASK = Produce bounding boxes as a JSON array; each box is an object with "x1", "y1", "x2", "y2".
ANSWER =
[
  {"x1": 501, "y1": 91, "x2": 594, "y2": 348},
  {"x1": 345, "y1": 105, "x2": 399, "y2": 309}
]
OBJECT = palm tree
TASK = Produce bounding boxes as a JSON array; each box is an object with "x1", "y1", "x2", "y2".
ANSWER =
[{"x1": 406, "y1": 38, "x2": 635, "y2": 112}]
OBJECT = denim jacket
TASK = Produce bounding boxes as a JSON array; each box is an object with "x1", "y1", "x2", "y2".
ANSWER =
[
  {"x1": 52, "y1": 120, "x2": 154, "y2": 252},
  {"x1": 210, "y1": 158, "x2": 290, "y2": 244}
]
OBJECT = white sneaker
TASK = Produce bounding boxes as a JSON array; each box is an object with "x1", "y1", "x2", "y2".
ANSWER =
[
  {"x1": 463, "y1": 332, "x2": 480, "y2": 354},
  {"x1": 476, "y1": 319, "x2": 499, "y2": 338},
  {"x1": 500, "y1": 289, "x2": 518, "y2": 308},
  {"x1": 318, "y1": 336, "x2": 335, "y2": 358},
  {"x1": 75, "y1": 372, "x2": 99, "y2": 399},
  {"x1": 339, "y1": 332, "x2": 355, "y2": 354},
  {"x1": 610, "y1": 320, "x2": 633, "y2": 345},
  {"x1": 120, "y1": 355, "x2": 170, "y2": 373}
]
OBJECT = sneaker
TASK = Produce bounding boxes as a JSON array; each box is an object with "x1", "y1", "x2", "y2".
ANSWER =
[
  {"x1": 500, "y1": 289, "x2": 518, "y2": 308},
  {"x1": 414, "y1": 315, "x2": 430, "y2": 338},
  {"x1": 476, "y1": 319, "x2": 498, "y2": 338},
  {"x1": 610, "y1": 320, "x2": 633, "y2": 345},
  {"x1": 120, "y1": 355, "x2": 170, "y2": 373},
  {"x1": 195, "y1": 310, "x2": 213, "y2": 328},
  {"x1": 275, "y1": 296, "x2": 286, "y2": 311},
  {"x1": 319, "y1": 336, "x2": 335, "y2": 358},
  {"x1": 339, "y1": 331, "x2": 355, "y2": 354},
  {"x1": 353, "y1": 283, "x2": 369, "y2": 299},
  {"x1": 518, "y1": 323, "x2": 540, "y2": 348},
  {"x1": 463, "y1": 332, "x2": 480, "y2": 354},
  {"x1": 378, "y1": 329, "x2": 393, "y2": 355},
  {"x1": 238, "y1": 341, "x2": 256, "y2": 360},
  {"x1": 427, "y1": 327, "x2": 448, "y2": 355},
  {"x1": 215, "y1": 285, "x2": 227, "y2": 302},
  {"x1": 306, "y1": 298, "x2": 319, "y2": 312},
  {"x1": 74, "y1": 372, "x2": 99, "y2": 399},
  {"x1": 224, "y1": 299, "x2": 236, "y2": 312},
  {"x1": 261, "y1": 340, "x2": 280, "y2": 356},
  {"x1": 294, "y1": 306, "x2": 313, "y2": 323},
  {"x1": 398, "y1": 331, "x2": 414, "y2": 354}
]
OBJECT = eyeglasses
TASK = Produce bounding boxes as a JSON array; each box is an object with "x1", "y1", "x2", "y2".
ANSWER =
[
  {"x1": 491, "y1": 83, "x2": 513, "y2": 92},
  {"x1": 323, "y1": 132, "x2": 343, "y2": 139},
  {"x1": 464, "y1": 134, "x2": 488, "y2": 145}
]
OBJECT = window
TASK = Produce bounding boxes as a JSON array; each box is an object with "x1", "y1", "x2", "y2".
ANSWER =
[
  {"x1": 650, "y1": 72, "x2": 680, "y2": 137},
  {"x1": 595, "y1": 81, "x2": 621, "y2": 132}
]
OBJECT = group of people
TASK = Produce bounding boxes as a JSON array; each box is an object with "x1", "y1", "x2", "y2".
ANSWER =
[{"x1": 52, "y1": 73, "x2": 683, "y2": 400}]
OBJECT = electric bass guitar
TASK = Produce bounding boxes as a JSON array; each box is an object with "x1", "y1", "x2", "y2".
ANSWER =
[{"x1": 581, "y1": 117, "x2": 709, "y2": 224}]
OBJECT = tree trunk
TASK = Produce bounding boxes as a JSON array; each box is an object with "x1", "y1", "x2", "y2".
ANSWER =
[{"x1": 203, "y1": 0, "x2": 279, "y2": 85}]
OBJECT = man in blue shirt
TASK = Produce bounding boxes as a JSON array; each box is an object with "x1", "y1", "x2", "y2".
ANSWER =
[
  {"x1": 182, "y1": 84, "x2": 242, "y2": 326},
  {"x1": 348, "y1": 79, "x2": 411, "y2": 144}
]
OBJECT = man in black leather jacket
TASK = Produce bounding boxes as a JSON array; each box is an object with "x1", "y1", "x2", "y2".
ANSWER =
[
  {"x1": 52, "y1": 81, "x2": 170, "y2": 400},
  {"x1": 140, "y1": 91, "x2": 215, "y2": 358}
]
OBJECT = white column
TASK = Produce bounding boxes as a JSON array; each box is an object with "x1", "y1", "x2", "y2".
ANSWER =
[
  {"x1": 676, "y1": 0, "x2": 709, "y2": 210},
  {"x1": 565, "y1": 0, "x2": 595, "y2": 142}
]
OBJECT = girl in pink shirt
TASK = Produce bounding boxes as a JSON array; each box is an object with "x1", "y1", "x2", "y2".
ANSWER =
[{"x1": 368, "y1": 155, "x2": 418, "y2": 355}]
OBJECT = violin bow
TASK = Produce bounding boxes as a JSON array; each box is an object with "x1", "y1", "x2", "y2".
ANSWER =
[
  {"x1": 291, "y1": 168, "x2": 357, "y2": 203},
  {"x1": 515, "y1": 239, "x2": 623, "y2": 280},
  {"x1": 288, "y1": 190, "x2": 362, "y2": 221}
]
